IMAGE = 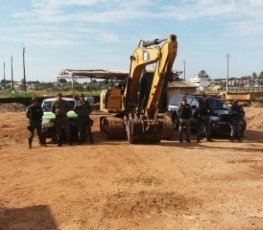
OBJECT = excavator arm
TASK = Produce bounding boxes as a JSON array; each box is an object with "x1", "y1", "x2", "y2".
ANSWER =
[
  {"x1": 122, "y1": 35, "x2": 178, "y2": 143},
  {"x1": 100, "y1": 34, "x2": 178, "y2": 143},
  {"x1": 124, "y1": 35, "x2": 177, "y2": 119}
]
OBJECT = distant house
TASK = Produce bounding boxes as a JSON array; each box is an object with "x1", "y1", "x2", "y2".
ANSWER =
[{"x1": 167, "y1": 80, "x2": 196, "y2": 100}]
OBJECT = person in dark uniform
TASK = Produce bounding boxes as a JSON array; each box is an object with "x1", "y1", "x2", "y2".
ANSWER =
[
  {"x1": 230, "y1": 100, "x2": 245, "y2": 142},
  {"x1": 74, "y1": 93, "x2": 94, "y2": 144},
  {"x1": 196, "y1": 96, "x2": 214, "y2": 142},
  {"x1": 26, "y1": 97, "x2": 45, "y2": 148},
  {"x1": 178, "y1": 97, "x2": 192, "y2": 143},
  {"x1": 51, "y1": 93, "x2": 70, "y2": 146}
]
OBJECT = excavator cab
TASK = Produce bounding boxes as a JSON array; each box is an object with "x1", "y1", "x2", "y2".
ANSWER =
[
  {"x1": 100, "y1": 88, "x2": 122, "y2": 113},
  {"x1": 100, "y1": 34, "x2": 178, "y2": 143}
]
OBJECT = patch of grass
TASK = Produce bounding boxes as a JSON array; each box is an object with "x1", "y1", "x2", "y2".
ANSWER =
[{"x1": 0, "y1": 92, "x2": 43, "y2": 98}]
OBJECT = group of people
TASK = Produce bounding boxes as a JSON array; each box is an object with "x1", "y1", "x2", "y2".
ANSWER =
[
  {"x1": 26, "y1": 93, "x2": 245, "y2": 148},
  {"x1": 177, "y1": 96, "x2": 245, "y2": 143},
  {"x1": 26, "y1": 93, "x2": 94, "y2": 149}
]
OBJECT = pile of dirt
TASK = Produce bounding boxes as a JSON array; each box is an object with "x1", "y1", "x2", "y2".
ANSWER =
[
  {"x1": 0, "y1": 112, "x2": 27, "y2": 148},
  {"x1": 245, "y1": 107, "x2": 263, "y2": 130},
  {"x1": 0, "y1": 103, "x2": 26, "y2": 112}
]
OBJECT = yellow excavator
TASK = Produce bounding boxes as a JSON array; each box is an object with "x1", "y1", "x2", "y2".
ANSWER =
[{"x1": 100, "y1": 34, "x2": 178, "y2": 143}]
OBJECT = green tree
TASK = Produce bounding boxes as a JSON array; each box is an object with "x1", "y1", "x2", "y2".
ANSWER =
[
  {"x1": 198, "y1": 70, "x2": 210, "y2": 79},
  {"x1": 252, "y1": 72, "x2": 258, "y2": 78},
  {"x1": 59, "y1": 78, "x2": 67, "y2": 84}
]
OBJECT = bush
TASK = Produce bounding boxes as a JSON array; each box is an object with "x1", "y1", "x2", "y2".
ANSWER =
[{"x1": 0, "y1": 92, "x2": 43, "y2": 98}]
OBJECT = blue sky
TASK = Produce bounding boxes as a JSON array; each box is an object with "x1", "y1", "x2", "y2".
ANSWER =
[{"x1": 1, "y1": 0, "x2": 262, "y2": 82}]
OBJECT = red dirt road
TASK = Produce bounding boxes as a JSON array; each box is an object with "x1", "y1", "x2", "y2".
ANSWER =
[{"x1": 0, "y1": 108, "x2": 263, "y2": 229}]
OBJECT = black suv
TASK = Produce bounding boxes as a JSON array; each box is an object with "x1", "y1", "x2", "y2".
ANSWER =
[{"x1": 167, "y1": 95, "x2": 246, "y2": 137}]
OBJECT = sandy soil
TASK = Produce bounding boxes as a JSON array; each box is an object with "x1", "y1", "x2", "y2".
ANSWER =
[{"x1": 0, "y1": 108, "x2": 262, "y2": 230}]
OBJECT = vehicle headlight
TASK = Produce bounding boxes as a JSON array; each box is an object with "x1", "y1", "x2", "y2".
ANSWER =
[{"x1": 210, "y1": 116, "x2": 220, "y2": 121}]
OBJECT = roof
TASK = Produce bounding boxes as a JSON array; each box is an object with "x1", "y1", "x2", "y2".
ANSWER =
[
  {"x1": 58, "y1": 69, "x2": 129, "y2": 80},
  {"x1": 168, "y1": 80, "x2": 196, "y2": 88},
  {"x1": 58, "y1": 69, "x2": 184, "y2": 81},
  {"x1": 43, "y1": 97, "x2": 75, "y2": 102}
]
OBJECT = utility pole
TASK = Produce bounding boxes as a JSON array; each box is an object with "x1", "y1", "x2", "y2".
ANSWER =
[
  {"x1": 23, "y1": 46, "x2": 27, "y2": 92},
  {"x1": 11, "y1": 56, "x2": 14, "y2": 91},
  {"x1": 183, "y1": 60, "x2": 186, "y2": 80},
  {"x1": 3, "y1": 61, "x2": 6, "y2": 90},
  {"x1": 226, "y1": 53, "x2": 230, "y2": 92}
]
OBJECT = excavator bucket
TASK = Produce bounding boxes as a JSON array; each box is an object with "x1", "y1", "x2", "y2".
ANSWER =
[{"x1": 125, "y1": 119, "x2": 163, "y2": 144}]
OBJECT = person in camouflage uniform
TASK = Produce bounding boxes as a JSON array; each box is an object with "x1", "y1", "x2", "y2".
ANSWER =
[
  {"x1": 177, "y1": 97, "x2": 192, "y2": 143},
  {"x1": 74, "y1": 93, "x2": 94, "y2": 144},
  {"x1": 26, "y1": 97, "x2": 45, "y2": 148},
  {"x1": 51, "y1": 93, "x2": 70, "y2": 146},
  {"x1": 196, "y1": 96, "x2": 214, "y2": 142},
  {"x1": 230, "y1": 100, "x2": 245, "y2": 142}
]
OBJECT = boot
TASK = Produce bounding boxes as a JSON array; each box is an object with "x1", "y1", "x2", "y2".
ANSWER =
[
  {"x1": 88, "y1": 133, "x2": 94, "y2": 144},
  {"x1": 230, "y1": 137, "x2": 234, "y2": 142},
  {"x1": 179, "y1": 132, "x2": 183, "y2": 143},
  {"x1": 89, "y1": 137, "x2": 94, "y2": 144},
  {"x1": 28, "y1": 139, "x2": 32, "y2": 149},
  {"x1": 57, "y1": 140, "x2": 62, "y2": 147}
]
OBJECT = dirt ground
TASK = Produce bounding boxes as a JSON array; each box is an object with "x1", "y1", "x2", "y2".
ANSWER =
[{"x1": 0, "y1": 107, "x2": 262, "y2": 230}]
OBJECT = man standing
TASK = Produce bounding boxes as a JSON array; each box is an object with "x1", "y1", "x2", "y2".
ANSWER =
[
  {"x1": 74, "y1": 93, "x2": 94, "y2": 144},
  {"x1": 196, "y1": 96, "x2": 214, "y2": 142},
  {"x1": 26, "y1": 97, "x2": 45, "y2": 148},
  {"x1": 230, "y1": 100, "x2": 245, "y2": 142},
  {"x1": 177, "y1": 97, "x2": 192, "y2": 143},
  {"x1": 51, "y1": 93, "x2": 70, "y2": 146}
]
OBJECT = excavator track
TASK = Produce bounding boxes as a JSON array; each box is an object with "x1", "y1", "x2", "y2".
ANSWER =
[{"x1": 100, "y1": 116, "x2": 126, "y2": 139}]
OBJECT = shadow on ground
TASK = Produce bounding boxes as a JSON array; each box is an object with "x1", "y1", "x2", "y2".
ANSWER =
[{"x1": 0, "y1": 205, "x2": 57, "y2": 230}]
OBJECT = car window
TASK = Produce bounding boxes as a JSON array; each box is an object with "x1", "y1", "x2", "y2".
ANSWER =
[
  {"x1": 190, "y1": 98, "x2": 199, "y2": 108},
  {"x1": 42, "y1": 101, "x2": 53, "y2": 112},
  {"x1": 67, "y1": 101, "x2": 76, "y2": 110},
  {"x1": 169, "y1": 95, "x2": 184, "y2": 106},
  {"x1": 42, "y1": 100, "x2": 75, "y2": 112},
  {"x1": 208, "y1": 99, "x2": 229, "y2": 109}
]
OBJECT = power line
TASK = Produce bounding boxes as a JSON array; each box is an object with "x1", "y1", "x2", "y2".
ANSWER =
[
  {"x1": 11, "y1": 56, "x2": 14, "y2": 91},
  {"x1": 3, "y1": 61, "x2": 6, "y2": 90},
  {"x1": 23, "y1": 46, "x2": 26, "y2": 92},
  {"x1": 226, "y1": 53, "x2": 230, "y2": 92},
  {"x1": 183, "y1": 60, "x2": 186, "y2": 80}
]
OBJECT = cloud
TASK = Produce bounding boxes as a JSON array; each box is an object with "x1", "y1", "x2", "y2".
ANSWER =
[
  {"x1": 159, "y1": 0, "x2": 236, "y2": 20},
  {"x1": 6, "y1": 0, "x2": 263, "y2": 47}
]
